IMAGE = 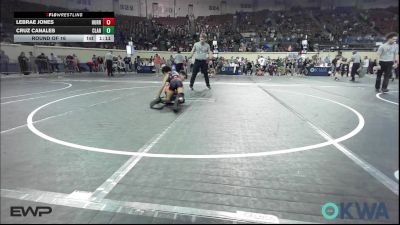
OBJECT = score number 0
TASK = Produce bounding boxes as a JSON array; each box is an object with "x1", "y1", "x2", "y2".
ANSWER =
[{"x1": 102, "y1": 18, "x2": 115, "y2": 26}]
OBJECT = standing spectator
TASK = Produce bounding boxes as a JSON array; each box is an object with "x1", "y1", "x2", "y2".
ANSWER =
[
  {"x1": 18, "y1": 52, "x2": 29, "y2": 75},
  {"x1": 28, "y1": 52, "x2": 37, "y2": 74},
  {"x1": 46, "y1": 54, "x2": 51, "y2": 73},
  {"x1": 350, "y1": 51, "x2": 362, "y2": 81},
  {"x1": 92, "y1": 54, "x2": 98, "y2": 72},
  {"x1": 36, "y1": 53, "x2": 46, "y2": 74},
  {"x1": 285, "y1": 59, "x2": 294, "y2": 76},
  {"x1": 97, "y1": 56, "x2": 104, "y2": 72},
  {"x1": 174, "y1": 50, "x2": 184, "y2": 72},
  {"x1": 134, "y1": 57, "x2": 138, "y2": 72},
  {"x1": 246, "y1": 60, "x2": 253, "y2": 75},
  {"x1": 296, "y1": 57, "x2": 303, "y2": 75},
  {"x1": 331, "y1": 55, "x2": 341, "y2": 76},
  {"x1": 105, "y1": 50, "x2": 114, "y2": 77},
  {"x1": 393, "y1": 63, "x2": 399, "y2": 80},
  {"x1": 186, "y1": 56, "x2": 193, "y2": 74},
  {"x1": 123, "y1": 55, "x2": 131, "y2": 72},
  {"x1": 334, "y1": 56, "x2": 343, "y2": 81},
  {"x1": 0, "y1": 50, "x2": 9, "y2": 74},
  {"x1": 362, "y1": 56, "x2": 369, "y2": 76},
  {"x1": 212, "y1": 36, "x2": 218, "y2": 49},
  {"x1": 72, "y1": 54, "x2": 80, "y2": 72},
  {"x1": 368, "y1": 59, "x2": 376, "y2": 75},
  {"x1": 258, "y1": 55, "x2": 266, "y2": 71},
  {"x1": 183, "y1": 56, "x2": 189, "y2": 77},
  {"x1": 65, "y1": 54, "x2": 74, "y2": 73},
  {"x1": 87, "y1": 60, "x2": 94, "y2": 72},
  {"x1": 161, "y1": 57, "x2": 166, "y2": 67},
  {"x1": 375, "y1": 32, "x2": 399, "y2": 92},
  {"x1": 117, "y1": 55, "x2": 125, "y2": 73},
  {"x1": 277, "y1": 58, "x2": 285, "y2": 76},
  {"x1": 154, "y1": 54, "x2": 161, "y2": 75},
  {"x1": 242, "y1": 58, "x2": 247, "y2": 74},
  {"x1": 324, "y1": 56, "x2": 330, "y2": 67},
  {"x1": 340, "y1": 58, "x2": 350, "y2": 78},
  {"x1": 49, "y1": 53, "x2": 59, "y2": 73}
]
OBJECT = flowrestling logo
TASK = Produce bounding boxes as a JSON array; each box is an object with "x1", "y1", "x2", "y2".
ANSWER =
[
  {"x1": 321, "y1": 202, "x2": 389, "y2": 220},
  {"x1": 310, "y1": 67, "x2": 329, "y2": 73}
]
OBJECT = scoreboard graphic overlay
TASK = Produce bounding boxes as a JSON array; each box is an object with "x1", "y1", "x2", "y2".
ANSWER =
[{"x1": 14, "y1": 12, "x2": 114, "y2": 42}]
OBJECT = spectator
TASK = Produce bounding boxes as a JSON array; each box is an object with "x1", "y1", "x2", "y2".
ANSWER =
[
  {"x1": 258, "y1": 55, "x2": 266, "y2": 71},
  {"x1": 246, "y1": 60, "x2": 253, "y2": 75},
  {"x1": 350, "y1": 51, "x2": 362, "y2": 81},
  {"x1": 97, "y1": 56, "x2": 104, "y2": 72},
  {"x1": 134, "y1": 57, "x2": 139, "y2": 72},
  {"x1": 174, "y1": 50, "x2": 184, "y2": 72},
  {"x1": 92, "y1": 54, "x2": 98, "y2": 72},
  {"x1": 123, "y1": 55, "x2": 131, "y2": 72},
  {"x1": 161, "y1": 57, "x2": 166, "y2": 67},
  {"x1": 368, "y1": 58, "x2": 376, "y2": 74},
  {"x1": 36, "y1": 53, "x2": 47, "y2": 74},
  {"x1": 72, "y1": 54, "x2": 80, "y2": 72},
  {"x1": 324, "y1": 56, "x2": 330, "y2": 67},
  {"x1": 362, "y1": 56, "x2": 369, "y2": 75},
  {"x1": 340, "y1": 58, "x2": 350, "y2": 78},
  {"x1": 0, "y1": 50, "x2": 9, "y2": 74},
  {"x1": 18, "y1": 52, "x2": 29, "y2": 75},
  {"x1": 27, "y1": 52, "x2": 37, "y2": 74},
  {"x1": 87, "y1": 60, "x2": 94, "y2": 72},
  {"x1": 154, "y1": 54, "x2": 161, "y2": 75},
  {"x1": 49, "y1": 53, "x2": 59, "y2": 73},
  {"x1": 65, "y1": 54, "x2": 74, "y2": 73}
]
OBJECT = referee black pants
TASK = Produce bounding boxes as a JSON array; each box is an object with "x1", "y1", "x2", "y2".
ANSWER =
[
  {"x1": 106, "y1": 60, "x2": 113, "y2": 76},
  {"x1": 350, "y1": 63, "x2": 360, "y2": 80},
  {"x1": 375, "y1": 61, "x2": 394, "y2": 90},
  {"x1": 175, "y1": 63, "x2": 183, "y2": 73},
  {"x1": 190, "y1": 59, "x2": 210, "y2": 87}
]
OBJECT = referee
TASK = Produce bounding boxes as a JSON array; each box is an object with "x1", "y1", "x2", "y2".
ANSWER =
[
  {"x1": 350, "y1": 51, "x2": 361, "y2": 82},
  {"x1": 188, "y1": 33, "x2": 212, "y2": 90},
  {"x1": 105, "y1": 50, "x2": 114, "y2": 77},
  {"x1": 375, "y1": 32, "x2": 399, "y2": 92}
]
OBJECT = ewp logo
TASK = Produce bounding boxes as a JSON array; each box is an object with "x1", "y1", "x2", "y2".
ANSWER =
[
  {"x1": 322, "y1": 202, "x2": 389, "y2": 220},
  {"x1": 10, "y1": 206, "x2": 52, "y2": 217}
]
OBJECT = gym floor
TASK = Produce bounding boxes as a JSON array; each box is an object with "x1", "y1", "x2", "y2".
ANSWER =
[{"x1": 1, "y1": 72, "x2": 398, "y2": 224}]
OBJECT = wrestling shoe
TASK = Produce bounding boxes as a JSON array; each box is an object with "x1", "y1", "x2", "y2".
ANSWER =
[{"x1": 150, "y1": 97, "x2": 162, "y2": 108}]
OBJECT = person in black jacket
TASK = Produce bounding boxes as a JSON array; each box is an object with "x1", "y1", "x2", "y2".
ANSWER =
[
  {"x1": 340, "y1": 58, "x2": 350, "y2": 77},
  {"x1": 246, "y1": 61, "x2": 253, "y2": 75},
  {"x1": 123, "y1": 56, "x2": 131, "y2": 72},
  {"x1": 18, "y1": 52, "x2": 29, "y2": 75}
]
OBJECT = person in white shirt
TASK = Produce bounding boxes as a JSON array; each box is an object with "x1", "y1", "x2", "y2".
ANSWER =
[
  {"x1": 230, "y1": 60, "x2": 239, "y2": 74},
  {"x1": 212, "y1": 36, "x2": 218, "y2": 49},
  {"x1": 324, "y1": 56, "x2": 330, "y2": 67},
  {"x1": 49, "y1": 53, "x2": 59, "y2": 73},
  {"x1": 362, "y1": 56, "x2": 369, "y2": 75},
  {"x1": 258, "y1": 56, "x2": 266, "y2": 71}
]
